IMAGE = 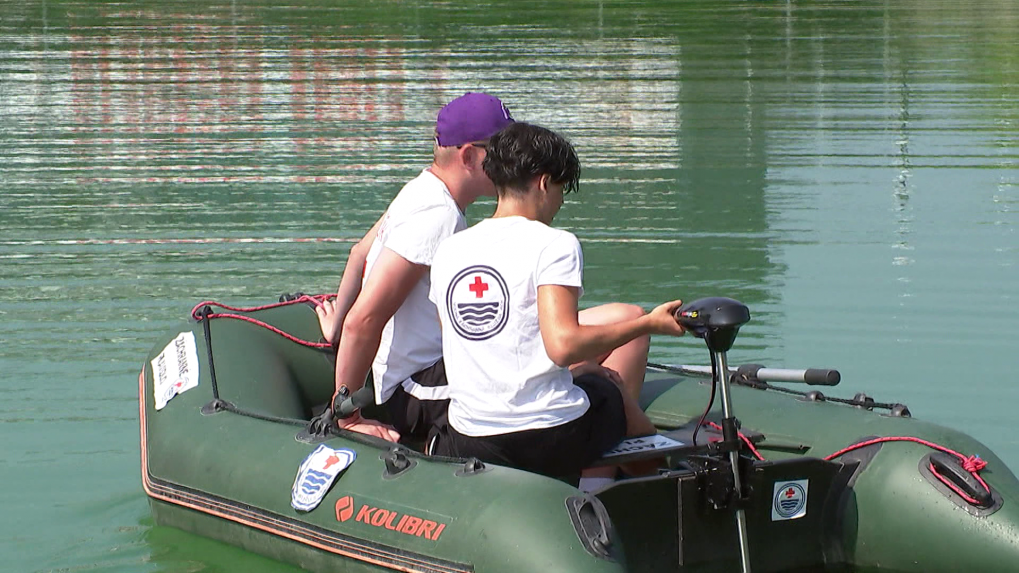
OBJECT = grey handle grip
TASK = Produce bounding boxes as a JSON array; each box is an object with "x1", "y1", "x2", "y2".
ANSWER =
[{"x1": 675, "y1": 364, "x2": 841, "y2": 386}]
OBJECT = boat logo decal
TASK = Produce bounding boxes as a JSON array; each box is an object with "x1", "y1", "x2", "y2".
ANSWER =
[
  {"x1": 446, "y1": 265, "x2": 509, "y2": 341},
  {"x1": 291, "y1": 445, "x2": 357, "y2": 512},
  {"x1": 771, "y1": 479, "x2": 808, "y2": 521},
  {"x1": 151, "y1": 331, "x2": 200, "y2": 411},
  {"x1": 335, "y1": 495, "x2": 450, "y2": 541},
  {"x1": 335, "y1": 495, "x2": 355, "y2": 522}
]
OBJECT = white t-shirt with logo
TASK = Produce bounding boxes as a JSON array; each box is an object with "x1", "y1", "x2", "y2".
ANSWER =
[
  {"x1": 365, "y1": 169, "x2": 466, "y2": 404},
  {"x1": 428, "y1": 216, "x2": 590, "y2": 437}
]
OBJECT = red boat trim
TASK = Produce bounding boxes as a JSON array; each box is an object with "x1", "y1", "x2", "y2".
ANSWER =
[{"x1": 138, "y1": 371, "x2": 473, "y2": 573}]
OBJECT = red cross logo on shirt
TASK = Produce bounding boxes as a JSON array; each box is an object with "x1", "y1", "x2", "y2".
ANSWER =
[{"x1": 468, "y1": 276, "x2": 489, "y2": 298}]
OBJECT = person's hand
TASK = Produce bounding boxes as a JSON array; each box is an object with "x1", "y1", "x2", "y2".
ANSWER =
[
  {"x1": 314, "y1": 298, "x2": 341, "y2": 346},
  {"x1": 336, "y1": 411, "x2": 401, "y2": 443},
  {"x1": 647, "y1": 299, "x2": 686, "y2": 337},
  {"x1": 570, "y1": 362, "x2": 625, "y2": 388}
]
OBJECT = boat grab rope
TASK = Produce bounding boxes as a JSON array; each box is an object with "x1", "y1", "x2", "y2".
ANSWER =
[
  {"x1": 186, "y1": 295, "x2": 339, "y2": 430},
  {"x1": 190, "y1": 294, "x2": 336, "y2": 350},
  {"x1": 650, "y1": 363, "x2": 990, "y2": 501},
  {"x1": 693, "y1": 421, "x2": 990, "y2": 504},
  {"x1": 823, "y1": 436, "x2": 990, "y2": 506},
  {"x1": 185, "y1": 298, "x2": 991, "y2": 504},
  {"x1": 702, "y1": 421, "x2": 765, "y2": 461}
]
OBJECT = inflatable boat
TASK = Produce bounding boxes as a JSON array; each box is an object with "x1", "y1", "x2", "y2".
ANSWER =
[{"x1": 138, "y1": 294, "x2": 1019, "y2": 572}]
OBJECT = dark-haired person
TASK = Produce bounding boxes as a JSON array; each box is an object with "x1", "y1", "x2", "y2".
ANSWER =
[
  {"x1": 315, "y1": 93, "x2": 514, "y2": 443},
  {"x1": 428, "y1": 122, "x2": 686, "y2": 489}
]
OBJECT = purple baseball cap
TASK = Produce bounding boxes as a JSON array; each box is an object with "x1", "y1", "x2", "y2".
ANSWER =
[{"x1": 435, "y1": 92, "x2": 514, "y2": 147}]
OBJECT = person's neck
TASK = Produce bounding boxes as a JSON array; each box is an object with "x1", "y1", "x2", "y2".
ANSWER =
[
  {"x1": 492, "y1": 196, "x2": 543, "y2": 223},
  {"x1": 428, "y1": 163, "x2": 474, "y2": 213}
]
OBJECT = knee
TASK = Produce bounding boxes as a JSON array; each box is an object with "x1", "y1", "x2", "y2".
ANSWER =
[
  {"x1": 581, "y1": 303, "x2": 646, "y2": 325},
  {"x1": 611, "y1": 303, "x2": 646, "y2": 322}
]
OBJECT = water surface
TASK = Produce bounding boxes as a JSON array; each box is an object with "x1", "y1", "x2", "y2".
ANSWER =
[{"x1": 1, "y1": 1, "x2": 1016, "y2": 571}]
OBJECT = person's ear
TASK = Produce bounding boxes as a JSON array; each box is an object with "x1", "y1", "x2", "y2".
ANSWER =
[
  {"x1": 460, "y1": 144, "x2": 484, "y2": 168},
  {"x1": 537, "y1": 173, "x2": 551, "y2": 193}
]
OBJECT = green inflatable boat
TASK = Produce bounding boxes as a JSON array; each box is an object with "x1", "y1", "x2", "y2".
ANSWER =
[{"x1": 139, "y1": 295, "x2": 1019, "y2": 572}]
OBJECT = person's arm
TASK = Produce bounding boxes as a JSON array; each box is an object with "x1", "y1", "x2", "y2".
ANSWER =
[
  {"x1": 316, "y1": 214, "x2": 386, "y2": 345},
  {"x1": 332, "y1": 247, "x2": 429, "y2": 441},
  {"x1": 537, "y1": 285, "x2": 685, "y2": 367}
]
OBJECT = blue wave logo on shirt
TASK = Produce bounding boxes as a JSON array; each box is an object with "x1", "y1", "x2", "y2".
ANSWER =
[
  {"x1": 446, "y1": 265, "x2": 509, "y2": 341},
  {"x1": 456, "y1": 302, "x2": 501, "y2": 324}
]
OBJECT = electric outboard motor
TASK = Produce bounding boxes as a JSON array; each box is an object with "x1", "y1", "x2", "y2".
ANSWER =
[
  {"x1": 675, "y1": 297, "x2": 751, "y2": 353},
  {"x1": 674, "y1": 297, "x2": 754, "y2": 573}
]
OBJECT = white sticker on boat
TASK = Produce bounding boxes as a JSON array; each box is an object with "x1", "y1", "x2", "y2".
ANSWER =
[
  {"x1": 772, "y1": 479, "x2": 808, "y2": 521},
  {"x1": 602, "y1": 434, "x2": 685, "y2": 458},
  {"x1": 291, "y1": 445, "x2": 357, "y2": 512},
  {"x1": 151, "y1": 331, "x2": 200, "y2": 411}
]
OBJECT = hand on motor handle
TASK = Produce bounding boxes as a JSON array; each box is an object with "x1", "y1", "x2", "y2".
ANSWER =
[{"x1": 648, "y1": 299, "x2": 687, "y2": 337}]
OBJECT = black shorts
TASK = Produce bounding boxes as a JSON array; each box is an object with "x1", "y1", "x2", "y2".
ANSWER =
[
  {"x1": 433, "y1": 374, "x2": 627, "y2": 477},
  {"x1": 385, "y1": 359, "x2": 450, "y2": 441}
]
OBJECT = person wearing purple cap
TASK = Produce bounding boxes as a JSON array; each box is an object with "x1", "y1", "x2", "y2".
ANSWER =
[{"x1": 314, "y1": 92, "x2": 514, "y2": 443}]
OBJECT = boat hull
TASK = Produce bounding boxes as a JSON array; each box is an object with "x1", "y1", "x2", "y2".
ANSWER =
[{"x1": 139, "y1": 301, "x2": 1019, "y2": 572}]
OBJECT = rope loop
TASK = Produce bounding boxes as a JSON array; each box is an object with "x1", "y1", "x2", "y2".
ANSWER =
[
  {"x1": 962, "y1": 455, "x2": 987, "y2": 473},
  {"x1": 189, "y1": 294, "x2": 336, "y2": 350}
]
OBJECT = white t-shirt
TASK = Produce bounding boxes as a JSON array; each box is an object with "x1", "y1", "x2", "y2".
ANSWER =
[
  {"x1": 429, "y1": 216, "x2": 590, "y2": 437},
  {"x1": 365, "y1": 169, "x2": 466, "y2": 404}
]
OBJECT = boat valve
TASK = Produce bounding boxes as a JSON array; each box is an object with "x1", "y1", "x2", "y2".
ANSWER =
[
  {"x1": 382, "y1": 447, "x2": 417, "y2": 479},
  {"x1": 455, "y1": 457, "x2": 488, "y2": 477}
]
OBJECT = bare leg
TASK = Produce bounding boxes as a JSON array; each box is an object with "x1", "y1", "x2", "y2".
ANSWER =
[
  {"x1": 578, "y1": 303, "x2": 650, "y2": 403},
  {"x1": 578, "y1": 304, "x2": 659, "y2": 476}
]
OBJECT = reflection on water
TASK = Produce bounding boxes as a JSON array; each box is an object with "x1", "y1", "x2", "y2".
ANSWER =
[{"x1": 1, "y1": 1, "x2": 1017, "y2": 572}]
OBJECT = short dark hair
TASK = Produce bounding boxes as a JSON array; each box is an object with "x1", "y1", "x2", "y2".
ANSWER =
[{"x1": 483, "y1": 123, "x2": 580, "y2": 196}]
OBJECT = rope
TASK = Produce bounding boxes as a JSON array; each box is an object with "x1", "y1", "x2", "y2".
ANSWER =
[
  {"x1": 692, "y1": 423, "x2": 990, "y2": 504},
  {"x1": 188, "y1": 301, "x2": 992, "y2": 505},
  {"x1": 190, "y1": 294, "x2": 335, "y2": 350},
  {"x1": 188, "y1": 295, "x2": 339, "y2": 438},
  {"x1": 703, "y1": 421, "x2": 765, "y2": 461},
  {"x1": 823, "y1": 436, "x2": 990, "y2": 504}
]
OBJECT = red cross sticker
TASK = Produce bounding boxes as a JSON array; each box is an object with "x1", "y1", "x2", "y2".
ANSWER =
[
  {"x1": 469, "y1": 276, "x2": 489, "y2": 298},
  {"x1": 786, "y1": 488, "x2": 796, "y2": 498}
]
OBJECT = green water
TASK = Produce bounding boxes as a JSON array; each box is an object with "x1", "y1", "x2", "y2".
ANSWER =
[{"x1": 1, "y1": 0, "x2": 1016, "y2": 571}]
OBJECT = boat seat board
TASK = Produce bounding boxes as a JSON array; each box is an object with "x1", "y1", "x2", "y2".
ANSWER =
[{"x1": 591, "y1": 422, "x2": 764, "y2": 467}]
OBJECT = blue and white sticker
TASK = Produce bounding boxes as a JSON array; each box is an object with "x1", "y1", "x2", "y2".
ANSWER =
[
  {"x1": 151, "y1": 331, "x2": 200, "y2": 411},
  {"x1": 772, "y1": 479, "x2": 809, "y2": 521},
  {"x1": 446, "y1": 265, "x2": 509, "y2": 341},
  {"x1": 291, "y1": 445, "x2": 357, "y2": 512}
]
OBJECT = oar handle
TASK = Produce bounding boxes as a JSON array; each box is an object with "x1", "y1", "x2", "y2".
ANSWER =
[{"x1": 675, "y1": 364, "x2": 841, "y2": 386}]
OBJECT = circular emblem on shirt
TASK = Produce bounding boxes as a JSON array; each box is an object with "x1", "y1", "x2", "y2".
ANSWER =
[{"x1": 446, "y1": 265, "x2": 509, "y2": 341}]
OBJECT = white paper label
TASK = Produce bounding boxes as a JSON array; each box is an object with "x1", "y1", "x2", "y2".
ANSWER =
[
  {"x1": 151, "y1": 331, "x2": 200, "y2": 410},
  {"x1": 602, "y1": 434, "x2": 685, "y2": 458}
]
